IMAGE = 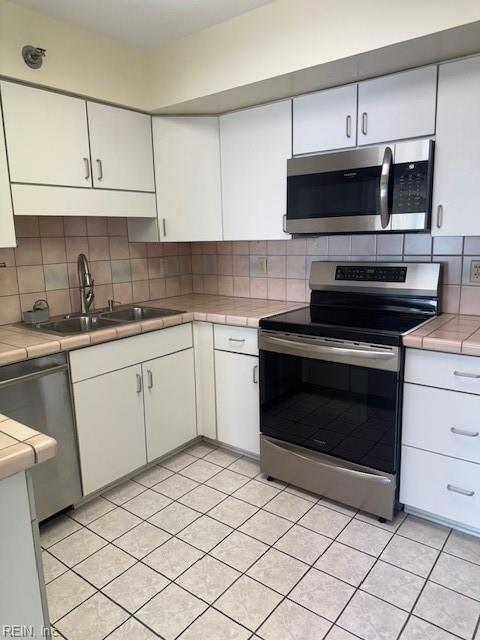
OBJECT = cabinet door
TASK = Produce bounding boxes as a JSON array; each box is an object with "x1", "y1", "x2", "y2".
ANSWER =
[
  {"x1": 358, "y1": 66, "x2": 437, "y2": 145},
  {"x1": 0, "y1": 92, "x2": 15, "y2": 248},
  {"x1": 143, "y1": 349, "x2": 197, "y2": 461},
  {"x1": 73, "y1": 365, "x2": 146, "y2": 495},
  {"x1": 87, "y1": 102, "x2": 155, "y2": 192},
  {"x1": 432, "y1": 56, "x2": 480, "y2": 236},
  {"x1": 293, "y1": 84, "x2": 357, "y2": 154},
  {"x1": 153, "y1": 117, "x2": 222, "y2": 242},
  {"x1": 193, "y1": 322, "x2": 217, "y2": 440},
  {"x1": 215, "y1": 350, "x2": 260, "y2": 455},
  {"x1": 220, "y1": 100, "x2": 291, "y2": 241},
  {"x1": 1, "y1": 82, "x2": 91, "y2": 188}
]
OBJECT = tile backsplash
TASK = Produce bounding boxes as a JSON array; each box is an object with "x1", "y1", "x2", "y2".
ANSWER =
[
  {"x1": 0, "y1": 216, "x2": 192, "y2": 325},
  {"x1": 190, "y1": 234, "x2": 480, "y2": 316}
]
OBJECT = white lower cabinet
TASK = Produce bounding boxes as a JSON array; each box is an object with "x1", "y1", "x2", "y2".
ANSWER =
[
  {"x1": 73, "y1": 364, "x2": 147, "y2": 495},
  {"x1": 144, "y1": 349, "x2": 196, "y2": 461},
  {"x1": 215, "y1": 349, "x2": 260, "y2": 455}
]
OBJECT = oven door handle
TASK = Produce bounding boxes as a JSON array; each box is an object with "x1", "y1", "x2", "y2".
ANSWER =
[
  {"x1": 266, "y1": 439, "x2": 392, "y2": 485},
  {"x1": 379, "y1": 146, "x2": 393, "y2": 230},
  {"x1": 260, "y1": 335, "x2": 395, "y2": 361}
]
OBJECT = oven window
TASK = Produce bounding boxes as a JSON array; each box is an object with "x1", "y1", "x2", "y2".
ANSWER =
[
  {"x1": 287, "y1": 166, "x2": 380, "y2": 219},
  {"x1": 260, "y1": 350, "x2": 399, "y2": 474}
]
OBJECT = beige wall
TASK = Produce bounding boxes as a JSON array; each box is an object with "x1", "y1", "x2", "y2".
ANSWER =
[{"x1": 0, "y1": 0, "x2": 151, "y2": 110}]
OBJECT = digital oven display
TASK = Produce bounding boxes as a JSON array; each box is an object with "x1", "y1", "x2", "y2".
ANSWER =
[{"x1": 335, "y1": 265, "x2": 407, "y2": 283}]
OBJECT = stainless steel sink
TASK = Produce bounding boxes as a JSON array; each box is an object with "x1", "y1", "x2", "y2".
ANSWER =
[
  {"x1": 101, "y1": 306, "x2": 184, "y2": 322},
  {"x1": 35, "y1": 315, "x2": 119, "y2": 334}
]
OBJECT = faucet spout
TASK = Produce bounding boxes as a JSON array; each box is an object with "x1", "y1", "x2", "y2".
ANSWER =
[{"x1": 77, "y1": 253, "x2": 94, "y2": 314}]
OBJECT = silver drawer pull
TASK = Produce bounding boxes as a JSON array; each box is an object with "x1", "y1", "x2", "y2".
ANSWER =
[
  {"x1": 454, "y1": 371, "x2": 480, "y2": 379},
  {"x1": 447, "y1": 484, "x2": 475, "y2": 497},
  {"x1": 228, "y1": 338, "x2": 245, "y2": 344},
  {"x1": 451, "y1": 427, "x2": 479, "y2": 438}
]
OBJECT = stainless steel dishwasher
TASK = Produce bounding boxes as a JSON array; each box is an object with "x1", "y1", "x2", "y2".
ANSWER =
[{"x1": 0, "y1": 353, "x2": 82, "y2": 522}]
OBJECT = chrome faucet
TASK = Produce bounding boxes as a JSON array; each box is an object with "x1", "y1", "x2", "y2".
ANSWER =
[{"x1": 77, "y1": 253, "x2": 94, "y2": 314}]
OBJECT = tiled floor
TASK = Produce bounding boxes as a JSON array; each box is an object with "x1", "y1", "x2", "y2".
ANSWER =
[{"x1": 40, "y1": 442, "x2": 480, "y2": 640}]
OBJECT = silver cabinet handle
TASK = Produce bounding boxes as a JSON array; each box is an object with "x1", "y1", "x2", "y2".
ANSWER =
[
  {"x1": 454, "y1": 371, "x2": 480, "y2": 379},
  {"x1": 136, "y1": 373, "x2": 142, "y2": 394},
  {"x1": 361, "y1": 112, "x2": 368, "y2": 135},
  {"x1": 253, "y1": 365, "x2": 259, "y2": 384},
  {"x1": 96, "y1": 158, "x2": 103, "y2": 181},
  {"x1": 162, "y1": 218, "x2": 167, "y2": 237},
  {"x1": 447, "y1": 484, "x2": 475, "y2": 497},
  {"x1": 346, "y1": 115, "x2": 352, "y2": 138},
  {"x1": 436, "y1": 204, "x2": 443, "y2": 229},
  {"x1": 282, "y1": 214, "x2": 287, "y2": 234},
  {"x1": 83, "y1": 157, "x2": 90, "y2": 180},
  {"x1": 229, "y1": 337, "x2": 245, "y2": 344},
  {"x1": 261, "y1": 334, "x2": 394, "y2": 361},
  {"x1": 147, "y1": 369, "x2": 153, "y2": 389},
  {"x1": 451, "y1": 427, "x2": 479, "y2": 438},
  {"x1": 379, "y1": 146, "x2": 393, "y2": 230}
]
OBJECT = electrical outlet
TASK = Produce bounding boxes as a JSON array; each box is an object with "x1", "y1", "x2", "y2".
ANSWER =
[
  {"x1": 255, "y1": 256, "x2": 267, "y2": 274},
  {"x1": 470, "y1": 260, "x2": 480, "y2": 283}
]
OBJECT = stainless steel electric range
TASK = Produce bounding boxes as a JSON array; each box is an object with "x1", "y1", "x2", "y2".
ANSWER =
[{"x1": 259, "y1": 261, "x2": 441, "y2": 521}]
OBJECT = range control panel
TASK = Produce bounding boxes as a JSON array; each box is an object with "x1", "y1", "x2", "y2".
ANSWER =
[{"x1": 335, "y1": 265, "x2": 407, "y2": 282}]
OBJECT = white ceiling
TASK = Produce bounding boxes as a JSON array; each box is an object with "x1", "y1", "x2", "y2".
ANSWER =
[{"x1": 11, "y1": 0, "x2": 276, "y2": 50}]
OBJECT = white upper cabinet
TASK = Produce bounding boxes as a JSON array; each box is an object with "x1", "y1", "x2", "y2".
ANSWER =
[
  {"x1": 293, "y1": 84, "x2": 357, "y2": 154},
  {"x1": 87, "y1": 102, "x2": 155, "y2": 192},
  {"x1": 432, "y1": 56, "x2": 480, "y2": 236},
  {"x1": 153, "y1": 116, "x2": 222, "y2": 241},
  {"x1": 220, "y1": 100, "x2": 292, "y2": 241},
  {"x1": 0, "y1": 90, "x2": 15, "y2": 248},
  {"x1": 1, "y1": 82, "x2": 91, "y2": 188},
  {"x1": 358, "y1": 66, "x2": 437, "y2": 145}
]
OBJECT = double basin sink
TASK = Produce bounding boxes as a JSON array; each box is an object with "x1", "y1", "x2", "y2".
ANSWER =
[{"x1": 31, "y1": 306, "x2": 185, "y2": 335}]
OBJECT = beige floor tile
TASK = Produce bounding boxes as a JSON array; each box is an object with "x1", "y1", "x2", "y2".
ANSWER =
[
  {"x1": 184, "y1": 442, "x2": 217, "y2": 458},
  {"x1": 148, "y1": 502, "x2": 200, "y2": 534},
  {"x1": 107, "y1": 617, "x2": 159, "y2": 639},
  {"x1": 207, "y1": 496, "x2": 258, "y2": 528},
  {"x1": 258, "y1": 599, "x2": 331, "y2": 640},
  {"x1": 444, "y1": 530, "x2": 480, "y2": 565},
  {"x1": 114, "y1": 521, "x2": 170, "y2": 559},
  {"x1": 263, "y1": 491, "x2": 313, "y2": 522},
  {"x1": 42, "y1": 551, "x2": 68, "y2": 584},
  {"x1": 40, "y1": 515, "x2": 81, "y2": 549},
  {"x1": 325, "y1": 627, "x2": 358, "y2": 640},
  {"x1": 233, "y1": 479, "x2": 282, "y2": 507},
  {"x1": 247, "y1": 548, "x2": 308, "y2": 595},
  {"x1": 161, "y1": 451, "x2": 198, "y2": 472},
  {"x1": 397, "y1": 515, "x2": 450, "y2": 550},
  {"x1": 215, "y1": 575, "x2": 283, "y2": 631},
  {"x1": 75, "y1": 544, "x2": 135, "y2": 588},
  {"x1": 400, "y1": 616, "x2": 460, "y2": 639},
  {"x1": 285, "y1": 484, "x2": 319, "y2": 503},
  {"x1": 204, "y1": 447, "x2": 241, "y2": 468},
  {"x1": 143, "y1": 537, "x2": 203, "y2": 579},
  {"x1": 337, "y1": 591, "x2": 408, "y2": 640},
  {"x1": 210, "y1": 530, "x2": 268, "y2": 572},
  {"x1": 46, "y1": 571, "x2": 96, "y2": 622},
  {"x1": 355, "y1": 510, "x2": 407, "y2": 533},
  {"x1": 102, "y1": 480, "x2": 145, "y2": 505},
  {"x1": 413, "y1": 582, "x2": 480, "y2": 639},
  {"x1": 178, "y1": 607, "x2": 250, "y2": 640},
  {"x1": 103, "y1": 562, "x2": 169, "y2": 612},
  {"x1": 314, "y1": 542, "x2": 375, "y2": 587},
  {"x1": 227, "y1": 456, "x2": 261, "y2": 478},
  {"x1": 299, "y1": 505, "x2": 351, "y2": 539},
  {"x1": 180, "y1": 458, "x2": 223, "y2": 482},
  {"x1": 176, "y1": 555, "x2": 240, "y2": 603},
  {"x1": 430, "y1": 552, "x2": 480, "y2": 601},
  {"x1": 178, "y1": 485, "x2": 226, "y2": 512},
  {"x1": 255, "y1": 472, "x2": 288, "y2": 489},
  {"x1": 274, "y1": 525, "x2": 332, "y2": 565},
  {"x1": 380, "y1": 535, "x2": 439, "y2": 577},
  {"x1": 318, "y1": 498, "x2": 357, "y2": 517},
  {"x1": 178, "y1": 515, "x2": 232, "y2": 552},
  {"x1": 361, "y1": 560, "x2": 425, "y2": 611},
  {"x1": 206, "y1": 469, "x2": 250, "y2": 494},
  {"x1": 239, "y1": 510, "x2": 292, "y2": 545},
  {"x1": 68, "y1": 496, "x2": 116, "y2": 526},
  {"x1": 87, "y1": 507, "x2": 142, "y2": 541},
  {"x1": 137, "y1": 583, "x2": 207, "y2": 640},
  {"x1": 56, "y1": 593, "x2": 128, "y2": 640},
  {"x1": 337, "y1": 521, "x2": 392, "y2": 557},
  {"x1": 122, "y1": 489, "x2": 172, "y2": 519},
  {"x1": 152, "y1": 473, "x2": 199, "y2": 499},
  {"x1": 49, "y1": 528, "x2": 107, "y2": 567},
  {"x1": 290, "y1": 568, "x2": 354, "y2": 621},
  {"x1": 133, "y1": 465, "x2": 173, "y2": 488}
]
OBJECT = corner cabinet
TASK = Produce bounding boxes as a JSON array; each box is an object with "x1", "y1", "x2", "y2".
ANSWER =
[
  {"x1": 432, "y1": 55, "x2": 480, "y2": 236},
  {"x1": 220, "y1": 100, "x2": 292, "y2": 241}
]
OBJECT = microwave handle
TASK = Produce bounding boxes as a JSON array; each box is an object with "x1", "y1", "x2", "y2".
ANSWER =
[{"x1": 379, "y1": 146, "x2": 393, "y2": 229}]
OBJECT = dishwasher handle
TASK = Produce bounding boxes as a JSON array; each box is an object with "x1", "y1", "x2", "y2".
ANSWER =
[{"x1": 0, "y1": 363, "x2": 68, "y2": 388}]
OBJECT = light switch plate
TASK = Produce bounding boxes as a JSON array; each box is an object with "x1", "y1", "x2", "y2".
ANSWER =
[
  {"x1": 255, "y1": 256, "x2": 267, "y2": 274},
  {"x1": 470, "y1": 260, "x2": 480, "y2": 283}
]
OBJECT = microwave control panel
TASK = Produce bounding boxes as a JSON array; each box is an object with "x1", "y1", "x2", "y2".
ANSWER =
[
  {"x1": 392, "y1": 161, "x2": 428, "y2": 214},
  {"x1": 335, "y1": 265, "x2": 407, "y2": 282}
]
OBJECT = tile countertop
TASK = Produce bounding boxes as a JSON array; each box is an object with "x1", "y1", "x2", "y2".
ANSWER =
[
  {"x1": 0, "y1": 295, "x2": 305, "y2": 366},
  {"x1": 0, "y1": 414, "x2": 57, "y2": 481},
  {"x1": 403, "y1": 313, "x2": 480, "y2": 355}
]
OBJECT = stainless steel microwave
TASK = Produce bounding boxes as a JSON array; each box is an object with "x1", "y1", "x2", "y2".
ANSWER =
[{"x1": 286, "y1": 139, "x2": 434, "y2": 235}]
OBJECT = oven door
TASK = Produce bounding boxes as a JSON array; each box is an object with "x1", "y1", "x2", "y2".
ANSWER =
[{"x1": 259, "y1": 331, "x2": 402, "y2": 475}]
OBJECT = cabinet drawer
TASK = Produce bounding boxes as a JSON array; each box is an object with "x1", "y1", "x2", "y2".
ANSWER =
[
  {"x1": 403, "y1": 384, "x2": 480, "y2": 463},
  {"x1": 405, "y1": 349, "x2": 480, "y2": 395},
  {"x1": 214, "y1": 324, "x2": 258, "y2": 356},
  {"x1": 70, "y1": 324, "x2": 192, "y2": 382},
  {"x1": 400, "y1": 446, "x2": 480, "y2": 530}
]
